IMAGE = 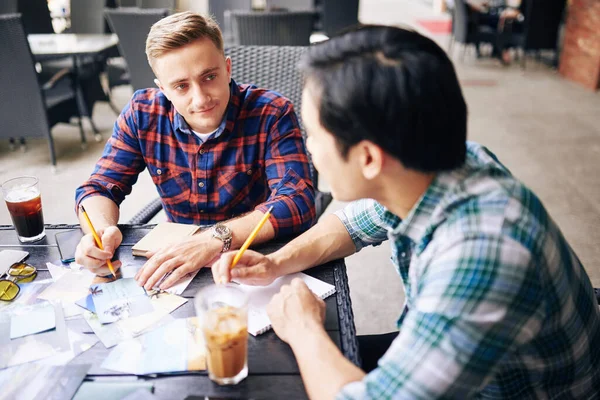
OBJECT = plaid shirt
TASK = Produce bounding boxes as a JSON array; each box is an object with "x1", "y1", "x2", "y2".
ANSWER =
[
  {"x1": 75, "y1": 80, "x2": 316, "y2": 236},
  {"x1": 336, "y1": 142, "x2": 600, "y2": 399}
]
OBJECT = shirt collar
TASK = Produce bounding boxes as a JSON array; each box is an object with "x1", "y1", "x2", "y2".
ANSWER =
[{"x1": 173, "y1": 79, "x2": 241, "y2": 141}]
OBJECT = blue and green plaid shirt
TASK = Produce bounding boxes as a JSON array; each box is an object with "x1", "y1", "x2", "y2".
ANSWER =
[{"x1": 336, "y1": 142, "x2": 600, "y2": 399}]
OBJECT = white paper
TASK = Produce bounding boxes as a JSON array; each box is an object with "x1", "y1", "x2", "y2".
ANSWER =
[
  {"x1": 238, "y1": 272, "x2": 336, "y2": 336},
  {"x1": 9, "y1": 302, "x2": 56, "y2": 339}
]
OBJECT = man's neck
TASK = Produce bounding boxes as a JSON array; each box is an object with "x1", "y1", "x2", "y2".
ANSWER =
[{"x1": 376, "y1": 169, "x2": 436, "y2": 220}]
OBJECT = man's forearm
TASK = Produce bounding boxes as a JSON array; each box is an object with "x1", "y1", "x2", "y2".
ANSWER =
[
  {"x1": 269, "y1": 214, "x2": 357, "y2": 276},
  {"x1": 208, "y1": 210, "x2": 276, "y2": 249},
  {"x1": 78, "y1": 196, "x2": 120, "y2": 233},
  {"x1": 291, "y1": 325, "x2": 365, "y2": 400}
]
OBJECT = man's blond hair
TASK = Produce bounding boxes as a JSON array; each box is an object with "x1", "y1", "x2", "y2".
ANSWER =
[{"x1": 146, "y1": 11, "x2": 224, "y2": 68}]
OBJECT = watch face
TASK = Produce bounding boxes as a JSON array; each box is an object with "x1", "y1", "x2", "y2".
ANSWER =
[{"x1": 213, "y1": 224, "x2": 231, "y2": 239}]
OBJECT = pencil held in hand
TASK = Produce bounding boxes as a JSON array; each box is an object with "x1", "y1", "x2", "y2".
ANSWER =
[
  {"x1": 79, "y1": 205, "x2": 117, "y2": 278},
  {"x1": 228, "y1": 206, "x2": 273, "y2": 274}
]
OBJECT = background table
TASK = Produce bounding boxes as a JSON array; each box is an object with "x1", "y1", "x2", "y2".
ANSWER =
[
  {"x1": 0, "y1": 224, "x2": 359, "y2": 399},
  {"x1": 28, "y1": 33, "x2": 119, "y2": 60}
]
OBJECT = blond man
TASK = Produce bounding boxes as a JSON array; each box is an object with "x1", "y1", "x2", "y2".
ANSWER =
[{"x1": 75, "y1": 12, "x2": 316, "y2": 289}]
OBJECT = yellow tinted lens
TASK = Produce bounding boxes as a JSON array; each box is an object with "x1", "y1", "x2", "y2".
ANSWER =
[
  {"x1": 0, "y1": 280, "x2": 19, "y2": 301},
  {"x1": 8, "y1": 263, "x2": 36, "y2": 277},
  {"x1": 17, "y1": 272, "x2": 37, "y2": 283}
]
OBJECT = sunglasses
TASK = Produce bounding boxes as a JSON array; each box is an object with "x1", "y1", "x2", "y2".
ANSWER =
[{"x1": 0, "y1": 262, "x2": 38, "y2": 301}]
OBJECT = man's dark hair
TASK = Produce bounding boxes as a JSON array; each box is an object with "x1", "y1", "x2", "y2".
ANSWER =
[{"x1": 299, "y1": 25, "x2": 467, "y2": 172}]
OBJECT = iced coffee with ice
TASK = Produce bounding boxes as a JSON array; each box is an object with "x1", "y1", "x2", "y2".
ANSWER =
[
  {"x1": 1, "y1": 177, "x2": 45, "y2": 243},
  {"x1": 195, "y1": 285, "x2": 248, "y2": 385}
]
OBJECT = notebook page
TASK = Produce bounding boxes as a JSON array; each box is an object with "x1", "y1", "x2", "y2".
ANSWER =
[{"x1": 238, "y1": 272, "x2": 336, "y2": 336}]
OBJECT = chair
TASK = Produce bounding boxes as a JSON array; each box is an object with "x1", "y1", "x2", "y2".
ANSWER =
[
  {"x1": 228, "y1": 10, "x2": 317, "y2": 46},
  {"x1": 17, "y1": 0, "x2": 54, "y2": 34},
  {"x1": 68, "y1": 0, "x2": 127, "y2": 115},
  {"x1": 0, "y1": 14, "x2": 84, "y2": 166},
  {"x1": 129, "y1": 46, "x2": 333, "y2": 224},
  {"x1": 448, "y1": 0, "x2": 497, "y2": 60},
  {"x1": 71, "y1": 0, "x2": 106, "y2": 34},
  {"x1": 498, "y1": 0, "x2": 566, "y2": 68},
  {"x1": 0, "y1": 0, "x2": 17, "y2": 14},
  {"x1": 265, "y1": 0, "x2": 314, "y2": 11},
  {"x1": 104, "y1": 8, "x2": 169, "y2": 91},
  {"x1": 317, "y1": 0, "x2": 359, "y2": 36},
  {"x1": 208, "y1": 0, "x2": 252, "y2": 44},
  {"x1": 139, "y1": 0, "x2": 175, "y2": 10}
]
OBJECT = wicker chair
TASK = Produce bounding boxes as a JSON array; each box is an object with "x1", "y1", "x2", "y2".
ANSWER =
[
  {"x1": 228, "y1": 10, "x2": 316, "y2": 46},
  {"x1": 208, "y1": 0, "x2": 252, "y2": 44},
  {"x1": 104, "y1": 8, "x2": 169, "y2": 91},
  {"x1": 0, "y1": 14, "x2": 84, "y2": 166},
  {"x1": 139, "y1": 0, "x2": 175, "y2": 9},
  {"x1": 0, "y1": 0, "x2": 17, "y2": 14},
  {"x1": 17, "y1": 0, "x2": 54, "y2": 34},
  {"x1": 265, "y1": 0, "x2": 314, "y2": 11},
  {"x1": 129, "y1": 46, "x2": 332, "y2": 224}
]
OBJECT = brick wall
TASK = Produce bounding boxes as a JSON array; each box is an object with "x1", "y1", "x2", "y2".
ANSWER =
[{"x1": 558, "y1": 0, "x2": 600, "y2": 91}]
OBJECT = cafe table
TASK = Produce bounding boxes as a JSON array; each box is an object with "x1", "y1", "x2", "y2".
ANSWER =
[
  {"x1": 27, "y1": 34, "x2": 120, "y2": 138},
  {"x1": 0, "y1": 224, "x2": 360, "y2": 399}
]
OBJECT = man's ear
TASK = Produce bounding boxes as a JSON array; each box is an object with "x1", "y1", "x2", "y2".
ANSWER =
[
  {"x1": 154, "y1": 79, "x2": 170, "y2": 100},
  {"x1": 359, "y1": 141, "x2": 384, "y2": 180},
  {"x1": 225, "y1": 56, "x2": 232, "y2": 83}
]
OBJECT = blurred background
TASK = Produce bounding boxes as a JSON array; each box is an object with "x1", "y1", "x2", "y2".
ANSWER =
[{"x1": 1, "y1": 0, "x2": 598, "y2": 334}]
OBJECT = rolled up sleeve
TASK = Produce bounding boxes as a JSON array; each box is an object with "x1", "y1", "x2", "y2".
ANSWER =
[
  {"x1": 74, "y1": 99, "x2": 146, "y2": 213},
  {"x1": 255, "y1": 103, "x2": 316, "y2": 237},
  {"x1": 334, "y1": 199, "x2": 391, "y2": 251}
]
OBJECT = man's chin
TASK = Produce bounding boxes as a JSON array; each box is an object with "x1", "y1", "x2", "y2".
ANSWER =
[{"x1": 189, "y1": 118, "x2": 219, "y2": 133}]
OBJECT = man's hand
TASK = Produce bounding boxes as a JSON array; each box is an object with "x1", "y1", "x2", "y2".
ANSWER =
[
  {"x1": 75, "y1": 226, "x2": 123, "y2": 276},
  {"x1": 135, "y1": 234, "x2": 222, "y2": 291},
  {"x1": 211, "y1": 250, "x2": 280, "y2": 286},
  {"x1": 266, "y1": 278, "x2": 326, "y2": 344}
]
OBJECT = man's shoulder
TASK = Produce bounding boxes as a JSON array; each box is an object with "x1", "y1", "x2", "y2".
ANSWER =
[
  {"x1": 437, "y1": 161, "x2": 549, "y2": 252},
  {"x1": 235, "y1": 83, "x2": 294, "y2": 114}
]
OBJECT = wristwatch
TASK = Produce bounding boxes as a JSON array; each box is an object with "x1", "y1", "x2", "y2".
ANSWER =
[{"x1": 212, "y1": 223, "x2": 232, "y2": 253}]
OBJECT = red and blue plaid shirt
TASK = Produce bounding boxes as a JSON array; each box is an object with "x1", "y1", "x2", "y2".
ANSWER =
[{"x1": 75, "y1": 80, "x2": 316, "y2": 237}]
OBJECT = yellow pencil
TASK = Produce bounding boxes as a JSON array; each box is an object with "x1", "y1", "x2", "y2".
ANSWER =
[
  {"x1": 229, "y1": 206, "x2": 274, "y2": 270},
  {"x1": 79, "y1": 205, "x2": 116, "y2": 278}
]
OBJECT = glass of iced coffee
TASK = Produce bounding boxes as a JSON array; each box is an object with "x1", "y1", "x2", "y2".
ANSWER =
[
  {"x1": 194, "y1": 284, "x2": 248, "y2": 385},
  {"x1": 1, "y1": 176, "x2": 45, "y2": 243}
]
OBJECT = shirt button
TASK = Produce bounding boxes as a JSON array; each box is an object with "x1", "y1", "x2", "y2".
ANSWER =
[
  {"x1": 400, "y1": 252, "x2": 406, "y2": 258},
  {"x1": 199, "y1": 149, "x2": 206, "y2": 155},
  {"x1": 200, "y1": 210, "x2": 204, "y2": 213},
  {"x1": 198, "y1": 182, "x2": 205, "y2": 188},
  {"x1": 246, "y1": 169, "x2": 252, "y2": 175},
  {"x1": 156, "y1": 169, "x2": 162, "y2": 175}
]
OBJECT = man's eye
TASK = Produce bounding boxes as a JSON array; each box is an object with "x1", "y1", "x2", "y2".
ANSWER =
[
  {"x1": 175, "y1": 84, "x2": 187, "y2": 90},
  {"x1": 205, "y1": 74, "x2": 216, "y2": 81}
]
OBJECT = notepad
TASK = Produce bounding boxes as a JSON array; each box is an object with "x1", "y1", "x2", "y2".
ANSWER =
[
  {"x1": 132, "y1": 223, "x2": 202, "y2": 257},
  {"x1": 238, "y1": 272, "x2": 336, "y2": 336}
]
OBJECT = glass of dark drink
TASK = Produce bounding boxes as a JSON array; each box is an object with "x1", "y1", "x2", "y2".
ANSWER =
[{"x1": 1, "y1": 176, "x2": 46, "y2": 243}]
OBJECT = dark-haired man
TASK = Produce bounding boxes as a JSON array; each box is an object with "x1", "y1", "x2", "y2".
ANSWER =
[{"x1": 213, "y1": 25, "x2": 600, "y2": 398}]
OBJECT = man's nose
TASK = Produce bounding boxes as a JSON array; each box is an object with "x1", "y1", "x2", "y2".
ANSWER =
[{"x1": 191, "y1": 85, "x2": 211, "y2": 109}]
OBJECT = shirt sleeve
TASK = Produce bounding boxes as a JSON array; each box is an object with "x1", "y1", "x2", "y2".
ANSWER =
[
  {"x1": 337, "y1": 234, "x2": 545, "y2": 399},
  {"x1": 74, "y1": 98, "x2": 146, "y2": 214},
  {"x1": 334, "y1": 199, "x2": 391, "y2": 251},
  {"x1": 255, "y1": 102, "x2": 316, "y2": 237}
]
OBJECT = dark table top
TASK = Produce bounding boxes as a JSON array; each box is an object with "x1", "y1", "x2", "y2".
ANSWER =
[{"x1": 0, "y1": 224, "x2": 359, "y2": 400}]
